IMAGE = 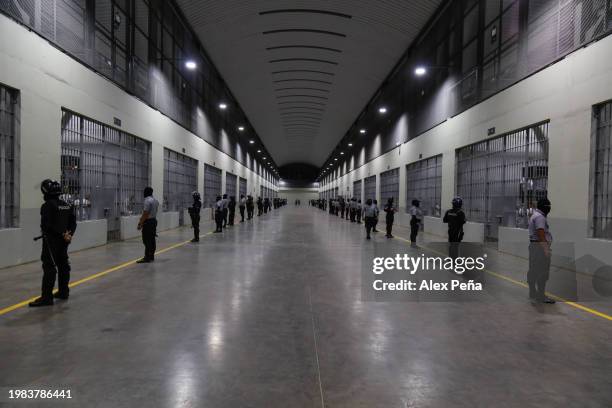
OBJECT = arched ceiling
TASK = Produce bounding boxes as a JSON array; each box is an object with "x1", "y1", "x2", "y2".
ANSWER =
[{"x1": 175, "y1": 0, "x2": 443, "y2": 167}]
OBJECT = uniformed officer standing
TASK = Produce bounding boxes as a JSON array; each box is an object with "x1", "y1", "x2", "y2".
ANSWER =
[
  {"x1": 247, "y1": 195, "x2": 254, "y2": 220},
  {"x1": 363, "y1": 199, "x2": 377, "y2": 240},
  {"x1": 29, "y1": 180, "x2": 77, "y2": 307},
  {"x1": 257, "y1": 197, "x2": 263, "y2": 216},
  {"x1": 372, "y1": 199, "x2": 380, "y2": 232},
  {"x1": 188, "y1": 191, "x2": 202, "y2": 242},
  {"x1": 137, "y1": 186, "x2": 159, "y2": 263},
  {"x1": 528, "y1": 198, "x2": 555, "y2": 304},
  {"x1": 214, "y1": 195, "x2": 224, "y2": 232},
  {"x1": 443, "y1": 197, "x2": 466, "y2": 259},
  {"x1": 409, "y1": 199, "x2": 423, "y2": 247},
  {"x1": 239, "y1": 194, "x2": 246, "y2": 222},
  {"x1": 228, "y1": 196, "x2": 236, "y2": 226},
  {"x1": 383, "y1": 198, "x2": 396, "y2": 238},
  {"x1": 221, "y1": 194, "x2": 229, "y2": 228}
]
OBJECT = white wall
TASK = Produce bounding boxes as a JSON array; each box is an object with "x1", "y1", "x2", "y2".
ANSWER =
[
  {"x1": 320, "y1": 34, "x2": 612, "y2": 271},
  {"x1": 278, "y1": 188, "x2": 319, "y2": 203},
  {"x1": 0, "y1": 17, "x2": 277, "y2": 269}
]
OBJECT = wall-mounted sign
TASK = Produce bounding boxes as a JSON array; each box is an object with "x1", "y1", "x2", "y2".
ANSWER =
[{"x1": 488, "y1": 127, "x2": 496, "y2": 136}]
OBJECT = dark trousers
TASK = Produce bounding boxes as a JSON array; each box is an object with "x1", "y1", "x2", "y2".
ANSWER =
[
  {"x1": 247, "y1": 206, "x2": 254, "y2": 219},
  {"x1": 239, "y1": 206, "x2": 245, "y2": 222},
  {"x1": 410, "y1": 219, "x2": 420, "y2": 243},
  {"x1": 385, "y1": 217, "x2": 393, "y2": 236},
  {"x1": 41, "y1": 236, "x2": 70, "y2": 299},
  {"x1": 340, "y1": 208, "x2": 345, "y2": 218},
  {"x1": 364, "y1": 216, "x2": 376, "y2": 238},
  {"x1": 356, "y1": 210, "x2": 362, "y2": 223},
  {"x1": 373, "y1": 218, "x2": 379, "y2": 231},
  {"x1": 349, "y1": 209, "x2": 355, "y2": 222},
  {"x1": 228, "y1": 209, "x2": 235, "y2": 225},
  {"x1": 191, "y1": 214, "x2": 200, "y2": 240},
  {"x1": 528, "y1": 243, "x2": 551, "y2": 300},
  {"x1": 223, "y1": 209, "x2": 228, "y2": 227},
  {"x1": 142, "y1": 218, "x2": 157, "y2": 260},
  {"x1": 258, "y1": 206, "x2": 263, "y2": 216},
  {"x1": 448, "y1": 232, "x2": 463, "y2": 258},
  {"x1": 215, "y1": 210, "x2": 224, "y2": 232}
]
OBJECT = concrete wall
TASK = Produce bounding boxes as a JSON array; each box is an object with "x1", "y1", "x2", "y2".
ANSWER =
[
  {"x1": 320, "y1": 33, "x2": 612, "y2": 270},
  {"x1": 0, "y1": 16, "x2": 277, "y2": 269},
  {"x1": 278, "y1": 188, "x2": 319, "y2": 203}
]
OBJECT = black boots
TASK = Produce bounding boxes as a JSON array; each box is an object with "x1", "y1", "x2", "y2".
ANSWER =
[{"x1": 29, "y1": 297, "x2": 54, "y2": 307}]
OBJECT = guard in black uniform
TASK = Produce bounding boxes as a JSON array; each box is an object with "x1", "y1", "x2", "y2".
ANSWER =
[
  {"x1": 29, "y1": 179, "x2": 77, "y2": 307},
  {"x1": 383, "y1": 198, "x2": 396, "y2": 238},
  {"x1": 443, "y1": 197, "x2": 466, "y2": 259},
  {"x1": 228, "y1": 196, "x2": 236, "y2": 226},
  {"x1": 246, "y1": 195, "x2": 254, "y2": 220},
  {"x1": 188, "y1": 191, "x2": 202, "y2": 242}
]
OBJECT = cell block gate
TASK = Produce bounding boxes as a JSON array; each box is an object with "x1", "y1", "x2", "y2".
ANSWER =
[
  {"x1": 456, "y1": 121, "x2": 549, "y2": 240},
  {"x1": 61, "y1": 110, "x2": 151, "y2": 241}
]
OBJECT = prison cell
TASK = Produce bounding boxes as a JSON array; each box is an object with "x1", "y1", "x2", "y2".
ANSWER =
[
  {"x1": 163, "y1": 148, "x2": 197, "y2": 225},
  {"x1": 353, "y1": 180, "x2": 362, "y2": 201},
  {"x1": 455, "y1": 121, "x2": 549, "y2": 240},
  {"x1": 203, "y1": 164, "x2": 222, "y2": 209},
  {"x1": 60, "y1": 110, "x2": 151, "y2": 241},
  {"x1": 406, "y1": 155, "x2": 442, "y2": 217},
  {"x1": 225, "y1": 172, "x2": 237, "y2": 199},
  {"x1": 380, "y1": 168, "x2": 400, "y2": 207},
  {"x1": 0, "y1": 84, "x2": 18, "y2": 229},
  {"x1": 363, "y1": 175, "x2": 376, "y2": 202},
  {"x1": 591, "y1": 101, "x2": 612, "y2": 239},
  {"x1": 239, "y1": 177, "x2": 247, "y2": 198}
]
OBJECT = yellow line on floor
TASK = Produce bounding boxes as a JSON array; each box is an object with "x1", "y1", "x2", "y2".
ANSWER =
[
  {"x1": 0, "y1": 231, "x2": 214, "y2": 317},
  {"x1": 393, "y1": 235, "x2": 612, "y2": 322}
]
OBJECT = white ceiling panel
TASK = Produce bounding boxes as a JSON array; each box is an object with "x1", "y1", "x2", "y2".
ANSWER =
[{"x1": 176, "y1": 0, "x2": 443, "y2": 167}]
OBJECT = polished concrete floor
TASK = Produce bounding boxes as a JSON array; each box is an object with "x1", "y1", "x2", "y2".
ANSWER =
[{"x1": 0, "y1": 206, "x2": 611, "y2": 407}]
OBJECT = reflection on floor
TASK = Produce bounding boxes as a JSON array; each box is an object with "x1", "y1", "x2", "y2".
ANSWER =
[{"x1": 0, "y1": 207, "x2": 611, "y2": 407}]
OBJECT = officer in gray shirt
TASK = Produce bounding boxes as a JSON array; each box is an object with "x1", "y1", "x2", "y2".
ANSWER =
[
  {"x1": 363, "y1": 199, "x2": 377, "y2": 240},
  {"x1": 527, "y1": 198, "x2": 554, "y2": 304},
  {"x1": 137, "y1": 186, "x2": 159, "y2": 263}
]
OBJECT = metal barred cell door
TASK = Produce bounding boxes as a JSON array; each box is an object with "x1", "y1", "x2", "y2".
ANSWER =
[
  {"x1": 225, "y1": 172, "x2": 237, "y2": 198},
  {"x1": 406, "y1": 155, "x2": 442, "y2": 217},
  {"x1": 203, "y1": 164, "x2": 222, "y2": 209},
  {"x1": 363, "y1": 175, "x2": 376, "y2": 202},
  {"x1": 163, "y1": 148, "x2": 198, "y2": 225},
  {"x1": 380, "y1": 168, "x2": 399, "y2": 207},
  {"x1": 61, "y1": 110, "x2": 151, "y2": 241},
  {"x1": 455, "y1": 122, "x2": 549, "y2": 240},
  {"x1": 591, "y1": 101, "x2": 612, "y2": 239},
  {"x1": 0, "y1": 84, "x2": 19, "y2": 230},
  {"x1": 239, "y1": 177, "x2": 247, "y2": 198},
  {"x1": 353, "y1": 180, "x2": 362, "y2": 201}
]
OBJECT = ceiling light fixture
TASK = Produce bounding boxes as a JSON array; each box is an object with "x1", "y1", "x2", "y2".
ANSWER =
[
  {"x1": 415, "y1": 66, "x2": 427, "y2": 76},
  {"x1": 219, "y1": 103, "x2": 227, "y2": 110},
  {"x1": 379, "y1": 107, "x2": 387, "y2": 114},
  {"x1": 185, "y1": 60, "x2": 197, "y2": 70},
  {"x1": 249, "y1": 140, "x2": 255, "y2": 144},
  {"x1": 360, "y1": 129, "x2": 366, "y2": 134},
  {"x1": 238, "y1": 126, "x2": 245, "y2": 131},
  {"x1": 348, "y1": 143, "x2": 353, "y2": 147}
]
